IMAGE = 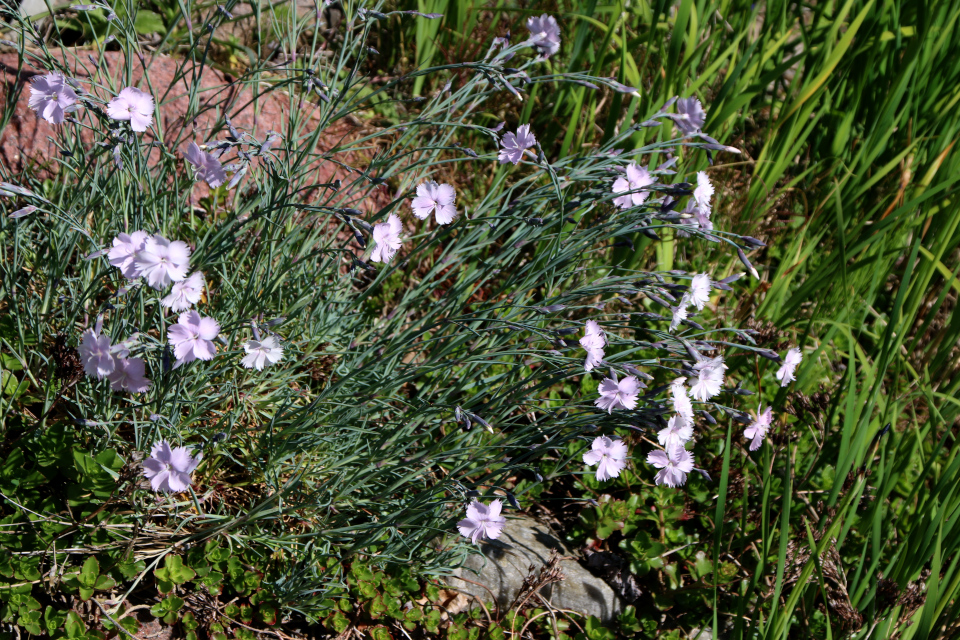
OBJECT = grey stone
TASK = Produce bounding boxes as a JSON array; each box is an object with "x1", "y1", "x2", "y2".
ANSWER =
[
  {"x1": 447, "y1": 517, "x2": 622, "y2": 623},
  {"x1": 19, "y1": 0, "x2": 69, "y2": 17}
]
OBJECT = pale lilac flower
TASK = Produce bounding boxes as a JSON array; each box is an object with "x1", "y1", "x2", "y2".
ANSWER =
[
  {"x1": 108, "y1": 357, "x2": 152, "y2": 393},
  {"x1": 457, "y1": 499, "x2": 506, "y2": 544},
  {"x1": 78, "y1": 328, "x2": 115, "y2": 378},
  {"x1": 526, "y1": 14, "x2": 561, "y2": 58},
  {"x1": 28, "y1": 73, "x2": 79, "y2": 125},
  {"x1": 669, "y1": 302, "x2": 688, "y2": 332},
  {"x1": 688, "y1": 274, "x2": 712, "y2": 310},
  {"x1": 167, "y1": 311, "x2": 219, "y2": 367},
  {"x1": 744, "y1": 404, "x2": 774, "y2": 451},
  {"x1": 674, "y1": 97, "x2": 705, "y2": 135},
  {"x1": 498, "y1": 124, "x2": 537, "y2": 165},
  {"x1": 241, "y1": 336, "x2": 284, "y2": 371},
  {"x1": 671, "y1": 377, "x2": 694, "y2": 419},
  {"x1": 776, "y1": 347, "x2": 802, "y2": 387},
  {"x1": 183, "y1": 142, "x2": 227, "y2": 188},
  {"x1": 647, "y1": 445, "x2": 695, "y2": 488},
  {"x1": 689, "y1": 356, "x2": 726, "y2": 401},
  {"x1": 694, "y1": 171, "x2": 714, "y2": 216},
  {"x1": 595, "y1": 374, "x2": 640, "y2": 413},
  {"x1": 612, "y1": 163, "x2": 654, "y2": 210},
  {"x1": 658, "y1": 415, "x2": 694, "y2": 451},
  {"x1": 371, "y1": 213, "x2": 403, "y2": 262},
  {"x1": 142, "y1": 440, "x2": 201, "y2": 492},
  {"x1": 135, "y1": 234, "x2": 191, "y2": 290},
  {"x1": 411, "y1": 182, "x2": 457, "y2": 225},
  {"x1": 583, "y1": 436, "x2": 628, "y2": 481},
  {"x1": 108, "y1": 230, "x2": 148, "y2": 280},
  {"x1": 107, "y1": 87, "x2": 155, "y2": 132},
  {"x1": 161, "y1": 271, "x2": 204, "y2": 312},
  {"x1": 579, "y1": 320, "x2": 605, "y2": 372}
]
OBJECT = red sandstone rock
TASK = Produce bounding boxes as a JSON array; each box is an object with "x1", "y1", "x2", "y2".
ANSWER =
[{"x1": 0, "y1": 49, "x2": 391, "y2": 213}]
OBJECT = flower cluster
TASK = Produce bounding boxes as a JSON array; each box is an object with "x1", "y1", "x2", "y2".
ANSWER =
[{"x1": 77, "y1": 324, "x2": 151, "y2": 393}]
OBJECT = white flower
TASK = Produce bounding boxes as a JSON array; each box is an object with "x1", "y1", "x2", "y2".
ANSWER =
[
  {"x1": 78, "y1": 328, "x2": 115, "y2": 379},
  {"x1": 457, "y1": 499, "x2": 506, "y2": 544},
  {"x1": 579, "y1": 320, "x2": 605, "y2": 371},
  {"x1": 241, "y1": 336, "x2": 284, "y2": 371},
  {"x1": 647, "y1": 446, "x2": 695, "y2": 488},
  {"x1": 671, "y1": 377, "x2": 694, "y2": 419},
  {"x1": 674, "y1": 97, "x2": 706, "y2": 135},
  {"x1": 669, "y1": 302, "x2": 689, "y2": 332},
  {"x1": 688, "y1": 274, "x2": 712, "y2": 310},
  {"x1": 108, "y1": 357, "x2": 151, "y2": 393},
  {"x1": 595, "y1": 374, "x2": 641, "y2": 413},
  {"x1": 612, "y1": 163, "x2": 654, "y2": 210},
  {"x1": 776, "y1": 347, "x2": 802, "y2": 386},
  {"x1": 658, "y1": 415, "x2": 694, "y2": 452},
  {"x1": 582, "y1": 436, "x2": 629, "y2": 481},
  {"x1": 744, "y1": 404, "x2": 774, "y2": 451},
  {"x1": 135, "y1": 234, "x2": 191, "y2": 290},
  {"x1": 107, "y1": 86, "x2": 155, "y2": 132},
  {"x1": 371, "y1": 214, "x2": 403, "y2": 263},
  {"x1": 161, "y1": 271, "x2": 204, "y2": 312},
  {"x1": 694, "y1": 171, "x2": 714, "y2": 216},
  {"x1": 689, "y1": 356, "x2": 726, "y2": 402},
  {"x1": 167, "y1": 311, "x2": 219, "y2": 367},
  {"x1": 108, "y1": 231, "x2": 148, "y2": 280},
  {"x1": 411, "y1": 182, "x2": 457, "y2": 224}
]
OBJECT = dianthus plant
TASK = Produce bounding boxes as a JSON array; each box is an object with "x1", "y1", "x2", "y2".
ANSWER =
[{"x1": 0, "y1": 0, "x2": 777, "y2": 621}]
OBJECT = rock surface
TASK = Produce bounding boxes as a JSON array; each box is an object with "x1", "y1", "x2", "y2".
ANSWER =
[
  {"x1": 447, "y1": 517, "x2": 623, "y2": 623},
  {"x1": 0, "y1": 49, "x2": 390, "y2": 213}
]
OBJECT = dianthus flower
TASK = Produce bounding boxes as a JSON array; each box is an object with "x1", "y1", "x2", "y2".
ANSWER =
[
  {"x1": 688, "y1": 273, "x2": 712, "y2": 310},
  {"x1": 161, "y1": 271, "x2": 204, "y2": 312},
  {"x1": 457, "y1": 499, "x2": 506, "y2": 544},
  {"x1": 671, "y1": 377, "x2": 694, "y2": 419},
  {"x1": 669, "y1": 302, "x2": 688, "y2": 332},
  {"x1": 579, "y1": 320, "x2": 605, "y2": 372},
  {"x1": 526, "y1": 14, "x2": 561, "y2": 58},
  {"x1": 142, "y1": 440, "x2": 201, "y2": 492},
  {"x1": 107, "y1": 87, "x2": 155, "y2": 132},
  {"x1": 677, "y1": 199, "x2": 714, "y2": 238},
  {"x1": 108, "y1": 230, "x2": 148, "y2": 280},
  {"x1": 78, "y1": 328, "x2": 115, "y2": 378},
  {"x1": 135, "y1": 234, "x2": 191, "y2": 290},
  {"x1": 183, "y1": 142, "x2": 227, "y2": 188},
  {"x1": 674, "y1": 97, "x2": 705, "y2": 135},
  {"x1": 583, "y1": 435, "x2": 628, "y2": 481},
  {"x1": 744, "y1": 404, "x2": 773, "y2": 451},
  {"x1": 595, "y1": 374, "x2": 640, "y2": 413},
  {"x1": 658, "y1": 415, "x2": 694, "y2": 452},
  {"x1": 689, "y1": 355, "x2": 726, "y2": 402},
  {"x1": 411, "y1": 182, "x2": 457, "y2": 225},
  {"x1": 612, "y1": 163, "x2": 654, "y2": 210},
  {"x1": 371, "y1": 213, "x2": 404, "y2": 262},
  {"x1": 167, "y1": 311, "x2": 219, "y2": 367},
  {"x1": 694, "y1": 171, "x2": 714, "y2": 216},
  {"x1": 241, "y1": 336, "x2": 284, "y2": 371},
  {"x1": 647, "y1": 445, "x2": 695, "y2": 488},
  {"x1": 777, "y1": 347, "x2": 802, "y2": 386},
  {"x1": 108, "y1": 357, "x2": 151, "y2": 393},
  {"x1": 28, "y1": 73, "x2": 79, "y2": 125},
  {"x1": 498, "y1": 124, "x2": 537, "y2": 165}
]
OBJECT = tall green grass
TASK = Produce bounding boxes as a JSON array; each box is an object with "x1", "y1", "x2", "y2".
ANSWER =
[{"x1": 391, "y1": 0, "x2": 960, "y2": 637}]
